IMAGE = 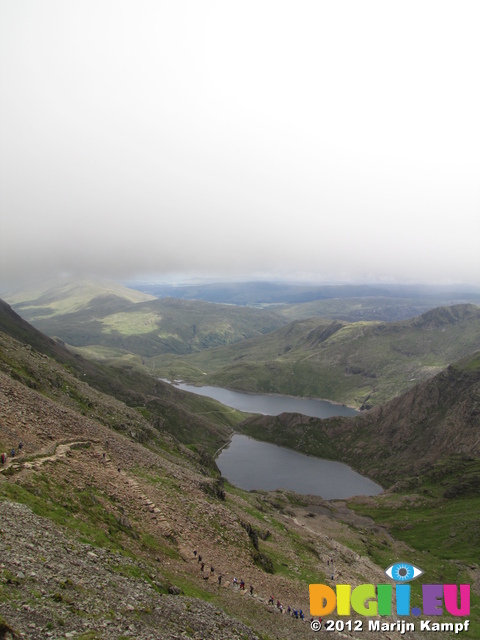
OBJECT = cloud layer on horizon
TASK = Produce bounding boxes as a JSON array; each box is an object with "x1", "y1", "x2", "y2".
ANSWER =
[{"x1": 1, "y1": 1, "x2": 479, "y2": 288}]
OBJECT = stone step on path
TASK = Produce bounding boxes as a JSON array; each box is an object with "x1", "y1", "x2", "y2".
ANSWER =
[{"x1": 94, "y1": 445, "x2": 174, "y2": 537}]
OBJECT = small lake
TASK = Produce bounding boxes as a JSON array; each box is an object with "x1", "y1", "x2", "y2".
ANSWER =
[
  {"x1": 216, "y1": 435, "x2": 383, "y2": 499},
  {"x1": 163, "y1": 381, "x2": 358, "y2": 419}
]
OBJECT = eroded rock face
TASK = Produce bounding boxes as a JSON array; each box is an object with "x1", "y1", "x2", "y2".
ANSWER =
[{"x1": 0, "y1": 501, "x2": 260, "y2": 640}]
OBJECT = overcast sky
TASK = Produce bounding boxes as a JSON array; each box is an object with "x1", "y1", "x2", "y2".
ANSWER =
[{"x1": 1, "y1": 1, "x2": 479, "y2": 289}]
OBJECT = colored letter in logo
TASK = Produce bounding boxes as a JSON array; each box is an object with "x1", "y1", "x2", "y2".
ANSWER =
[
  {"x1": 309, "y1": 585, "x2": 336, "y2": 616},
  {"x1": 444, "y1": 585, "x2": 470, "y2": 616},
  {"x1": 351, "y1": 584, "x2": 378, "y2": 616}
]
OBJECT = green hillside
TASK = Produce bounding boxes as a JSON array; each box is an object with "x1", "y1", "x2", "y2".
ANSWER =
[
  {"x1": 239, "y1": 349, "x2": 480, "y2": 484},
  {"x1": 0, "y1": 299, "x2": 245, "y2": 454},
  {"x1": 6, "y1": 279, "x2": 286, "y2": 359},
  {"x1": 152, "y1": 304, "x2": 480, "y2": 408},
  {"x1": 7, "y1": 276, "x2": 156, "y2": 315}
]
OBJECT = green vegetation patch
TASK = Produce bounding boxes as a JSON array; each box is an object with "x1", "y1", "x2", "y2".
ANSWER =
[
  {"x1": 102, "y1": 311, "x2": 162, "y2": 336},
  {"x1": 0, "y1": 475, "x2": 138, "y2": 554},
  {"x1": 348, "y1": 464, "x2": 480, "y2": 638}
]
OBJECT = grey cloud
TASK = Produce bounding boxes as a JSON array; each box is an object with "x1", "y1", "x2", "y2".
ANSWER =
[{"x1": 1, "y1": 1, "x2": 479, "y2": 289}]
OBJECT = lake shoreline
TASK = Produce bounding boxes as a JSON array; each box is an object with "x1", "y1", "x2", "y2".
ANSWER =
[
  {"x1": 159, "y1": 378, "x2": 361, "y2": 412},
  {"x1": 216, "y1": 434, "x2": 383, "y2": 499}
]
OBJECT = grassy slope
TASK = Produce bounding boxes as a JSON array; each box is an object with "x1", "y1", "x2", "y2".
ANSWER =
[
  {"x1": 0, "y1": 299, "x2": 246, "y2": 455},
  {"x1": 8, "y1": 282, "x2": 286, "y2": 358},
  {"x1": 348, "y1": 461, "x2": 480, "y2": 638},
  {"x1": 152, "y1": 304, "x2": 480, "y2": 408},
  {"x1": 6, "y1": 276, "x2": 156, "y2": 315}
]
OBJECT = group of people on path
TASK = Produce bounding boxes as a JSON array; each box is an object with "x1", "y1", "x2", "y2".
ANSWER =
[
  {"x1": 268, "y1": 596, "x2": 306, "y2": 621},
  {"x1": 193, "y1": 548, "x2": 310, "y2": 622},
  {"x1": 1, "y1": 442, "x2": 22, "y2": 466},
  {"x1": 194, "y1": 549, "x2": 255, "y2": 594}
]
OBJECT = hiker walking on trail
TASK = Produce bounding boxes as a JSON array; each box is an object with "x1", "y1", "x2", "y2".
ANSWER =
[
  {"x1": 1, "y1": 453, "x2": 5, "y2": 465},
  {"x1": 250, "y1": 585, "x2": 254, "y2": 595},
  {"x1": 18, "y1": 442, "x2": 23, "y2": 452},
  {"x1": 210, "y1": 566, "x2": 214, "y2": 574},
  {"x1": 200, "y1": 562, "x2": 205, "y2": 572},
  {"x1": 218, "y1": 575, "x2": 222, "y2": 585}
]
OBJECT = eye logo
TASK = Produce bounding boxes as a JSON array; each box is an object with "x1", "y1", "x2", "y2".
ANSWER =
[{"x1": 385, "y1": 562, "x2": 423, "y2": 582}]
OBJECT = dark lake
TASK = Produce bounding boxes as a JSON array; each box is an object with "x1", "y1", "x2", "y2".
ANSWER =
[
  {"x1": 216, "y1": 435, "x2": 383, "y2": 499},
  {"x1": 161, "y1": 380, "x2": 380, "y2": 498},
  {"x1": 164, "y1": 381, "x2": 359, "y2": 418}
]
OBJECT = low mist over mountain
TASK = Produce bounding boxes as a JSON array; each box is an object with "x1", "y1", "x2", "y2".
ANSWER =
[{"x1": 2, "y1": 2, "x2": 480, "y2": 635}]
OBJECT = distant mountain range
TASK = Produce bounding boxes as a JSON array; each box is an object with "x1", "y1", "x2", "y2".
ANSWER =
[
  {"x1": 6, "y1": 277, "x2": 286, "y2": 358},
  {"x1": 130, "y1": 280, "x2": 480, "y2": 307},
  {"x1": 5, "y1": 278, "x2": 480, "y2": 410},
  {"x1": 150, "y1": 303, "x2": 480, "y2": 409}
]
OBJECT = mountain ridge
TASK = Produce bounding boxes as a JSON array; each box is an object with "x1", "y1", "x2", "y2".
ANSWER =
[
  {"x1": 240, "y1": 348, "x2": 480, "y2": 485},
  {"x1": 152, "y1": 303, "x2": 480, "y2": 408}
]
